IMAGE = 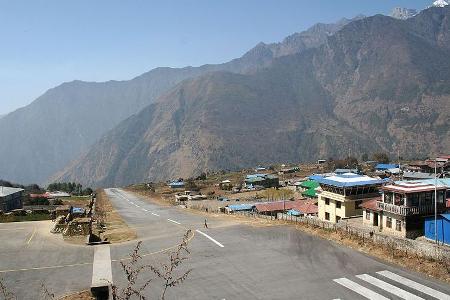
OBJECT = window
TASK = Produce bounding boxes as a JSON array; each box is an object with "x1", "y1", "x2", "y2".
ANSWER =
[
  {"x1": 325, "y1": 212, "x2": 330, "y2": 221},
  {"x1": 355, "y1": 200, "x2": 362, "y2": 209},
  {"x1": 365, "y1": 210, "x2": 371, "y2": 220},
  {"x1": 336, "y1": 201, "x2": 341, "y2": 209},
  {"x1": 409, "y1": 193, "x2": 419, "y2": 207},
  {"x1": 396, "y1": 220, "x2": 402, "y2": 231},
  {"x1": 394, "y1": 193, "x2": 403, "y2": 206},
  {"x1": 386, "y1": 217, "x2": 392, "y2": 228},
  {"x1": 437, "y1": 190, "x2": 445, "y2": 204},
  {"x1": 384, "y1": 193, "x2": 393, "y2": 204},
  {"x1": 325, "y1": 198, "x2": 330, "y2": 205},
  {"x1": 424, "y1": 192, "x2": 432, "y2": 205}
]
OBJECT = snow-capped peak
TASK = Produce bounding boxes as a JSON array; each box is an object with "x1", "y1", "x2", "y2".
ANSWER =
[{"x1": 432, "y1": 0, "x2": 449, "y2": 7}]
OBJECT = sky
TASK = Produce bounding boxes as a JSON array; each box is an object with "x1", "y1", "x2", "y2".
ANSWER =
[{"x1": 0, "y1": 0, "x2": 432, "y2": 115}]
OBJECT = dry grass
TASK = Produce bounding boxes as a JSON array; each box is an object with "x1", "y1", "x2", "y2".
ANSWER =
[
  {"x1": 96, "y1": 189, "x2": 137, "y2": 243},
  {"x1": 61, "y1": 196, "x2": 91, "y2": 208},
  {"x1": 58, "y1": 290, "x2": 94, "y2": 300},
  {"x1": 125, "y1": 186, "x2": 173, "y2": 207}
]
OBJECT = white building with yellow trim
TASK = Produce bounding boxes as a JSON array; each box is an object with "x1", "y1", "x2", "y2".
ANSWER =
[{"x1": 316, "y1": 173, "x2": 386, "y2": 223}]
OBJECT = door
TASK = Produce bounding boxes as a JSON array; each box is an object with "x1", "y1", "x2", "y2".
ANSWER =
[{"x1": 373, "y1": 213, "x2": 379, "y2": 226}]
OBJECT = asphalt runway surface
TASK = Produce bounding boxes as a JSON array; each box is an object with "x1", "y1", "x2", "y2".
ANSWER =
[{"x1": 0, "y1": 188, "x2": 449, "y2": 299}]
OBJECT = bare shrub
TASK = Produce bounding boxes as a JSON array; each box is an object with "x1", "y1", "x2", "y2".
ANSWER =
[{"x1": 112, "y1": 230, "x2": 193, "y2": 300}]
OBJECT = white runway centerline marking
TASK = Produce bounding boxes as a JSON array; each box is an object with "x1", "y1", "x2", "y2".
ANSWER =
[
  {"x1": 334, "y1": 278, "x2": 388, "y2": 300},
  {"x1": 377, "y1": 270, "x2": 450, "y2": 300},
  {"x1": 356, "y1": 274, "x2": 424, "y2": 300},
  {"x1": 141, "y1": 208, "x2": 148, "y2": 212},
  {"x1": 195, "y1": 230, "x2": 224, "y2": 248},
  {"x1": 167, "y1": 219, "x2": 181, "y2": 225},
  {"x1": 152, "y1": 213, "x2": 160, "y2": 216}
]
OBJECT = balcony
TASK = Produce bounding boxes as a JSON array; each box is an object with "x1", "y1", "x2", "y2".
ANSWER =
[{"x1": 376, "y1": 202, "x2": 445, "y2": 216}]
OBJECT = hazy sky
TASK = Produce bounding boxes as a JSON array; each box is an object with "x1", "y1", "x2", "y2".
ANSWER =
[{"x1": 0, "y1": 0, "x2": 432, "y2": 115}]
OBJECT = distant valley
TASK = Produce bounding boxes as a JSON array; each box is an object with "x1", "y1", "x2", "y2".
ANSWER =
[
  {"x1": 56, "y1": 6, "x2": 450, "y2": 187},
  {"x1": 0, "y1": 16, "x2": 361, "y2": 185},
  {"x1": 1, "y1": 6, "x2": 450, "y2": 188}
]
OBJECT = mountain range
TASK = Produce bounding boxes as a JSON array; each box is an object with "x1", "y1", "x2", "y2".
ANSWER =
[
  {"x1": 0, "y1": 16, "x2": 362, "y2": 185},
  {"x1": 54, "y1": 6, "x2": 450, "y2": 187}
]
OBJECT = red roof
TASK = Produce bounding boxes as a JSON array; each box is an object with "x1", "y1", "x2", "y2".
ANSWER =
[
  {"x1": 255, "y1": 200, "x2": 317, "y2": 213},
  {"x1": 29, "y1": 192, "x2": 50, "y2": 199},
  {"x1": 361, "y1": 198, "x2": 381, "y2": 211},
  {"x1": 295, "y1": 202, "x2": 319, "y2": 214}
]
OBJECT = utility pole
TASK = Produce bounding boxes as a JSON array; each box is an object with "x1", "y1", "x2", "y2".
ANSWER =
[{"x1": 434, "y1": 157, "x2": 438, "y2": 244}]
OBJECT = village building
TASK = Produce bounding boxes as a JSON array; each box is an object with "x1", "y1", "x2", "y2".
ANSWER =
[
  {"x1": 366, "y1": 181, "x2": 448, "y2": 238},
  {"x1": 316, "y1": 174, "x2": 386, "y2": 223},
  {"x1": 244, "y1": 174, "x2": 279, "y2": 189},
  {"x1": 334, "y1": 168, "x2": 359, "y2": 175},
  {"x1": 0, "y1": 186, "x2": 24, "y2": 212},
  {"x1": 298, "y1": 180, "x2": 319, "y2": 198},
  {"x1": 219, "y1": 180, "x2": 232, "y2": 190},
  {"x1": 254, "y1": 199, "x2": 317, "y2": 217},
  {"x1": 424, "y1": 213, "x2": 450, "y2": 245},
  {"x1": 278, "y1": 167, "x2": 299, "y2": 175},
  {"x1": 168, "y1": 180, "x2": 185, "y2": 189},
  {"x1": 375, "y1": 164, "x2": 399, "y2": 172}
]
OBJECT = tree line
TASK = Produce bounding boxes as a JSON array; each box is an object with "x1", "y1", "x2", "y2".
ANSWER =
[{"x1": 47, "y1": 182, "x2": 93, "y2": 196}]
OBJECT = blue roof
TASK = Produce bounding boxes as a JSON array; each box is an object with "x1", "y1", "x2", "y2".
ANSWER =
[
  {"x1": 317, "y1": 174, "x2": 388, "y2": 188},
  {"x1": 375, "y1": 164, "x2": 399, "y2": 170},
  {"x1": 227, "y1": 204, "x2": 254, "y2": 211},
  {"x1": 169, "y1": 181, "x2": 184, "y2": 186},
  {"x1": 287, "y1": 209, "x2": 301, "y2": 216},
  {"x1": 71, "y1": 207, "x2": 85, "y2": 214},
  {"x1": 309, "y1": 174, "x2": 325, "y2": 181}
]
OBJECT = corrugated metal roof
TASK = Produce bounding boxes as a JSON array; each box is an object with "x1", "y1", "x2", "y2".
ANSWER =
[
  {"x1": 361, "y1": 198, "x2": 382, "y2": 211},
  {"x1": 403, "y1": 172, "x2": 437, "y2": 179},
  {"x1": 246, "y1": 174, "x2": 267, "y2": 179},
  {"x1": 317, "y1": 174, "x2": 386, "y2": 188},
  {"x1": 375, "y1": 164, "x2": 399, "y2": 170},
  {"x1": 334, "y1": 169, "x2": 358, "y2": 174},
  {"x1": 396, "y1": 178, "x2": 450, "y2": 187},
  {"x1": 255, "y1": 200, "x2": 317, "y2": 213},
  {"x1": 300, "y1": 180, "x2": 319, "y2": 189},
  {"x1": 227, "y1": 204, "x2": 254, "y2": 211},
  {"x1": 0, "y1": 186, "x2": 24, "y2": 197},
  {"x1": 287, "y1": 209, "x2": 301, "y2": 216},
  {"x1": 245, "y1": 177, "x2": 265, "y2": 183},
  {"x1": 302, "y1": 189, "x2": 317, "y2": 197}
]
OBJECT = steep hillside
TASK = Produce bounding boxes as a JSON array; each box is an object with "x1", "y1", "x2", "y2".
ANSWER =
[
  {"x1": 0, "y1": 17, "x2": 360, "y2": 184},
  {"x1": 56, "y1": 7, "x2": 450, "y2": 187}
]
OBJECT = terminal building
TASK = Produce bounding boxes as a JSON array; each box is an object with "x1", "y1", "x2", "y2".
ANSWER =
[
  {"x1": 0, "y1": 186, "x2": 24, "y2": 212},
  {"x1": 364, "y1": 181, "x2": 448, "y2": 238},
  {"x1": 316, "y1": 174, "x2": 386, "y2": 223}
]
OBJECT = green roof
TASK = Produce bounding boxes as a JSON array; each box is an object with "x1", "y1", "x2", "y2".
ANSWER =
[
  {"x1": 301, "y1": 180, "x2": 319, "y2": 189},
  {"x1": 302, "y1": 188, "x2": 317, "y2": 198}
]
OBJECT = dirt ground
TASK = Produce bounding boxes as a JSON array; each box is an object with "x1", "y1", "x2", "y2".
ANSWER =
[
  {"x1": 95, "y1": 189, "x2": 137, "y2": 243},
  {"x1": 61, "y1": 196, "x2": 92, "y2": 208},
  {"x1": 59, "y1": 290, "x2": 94, "y2": 300}
]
